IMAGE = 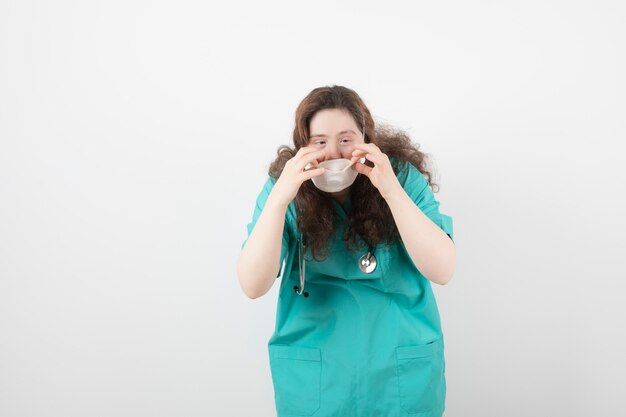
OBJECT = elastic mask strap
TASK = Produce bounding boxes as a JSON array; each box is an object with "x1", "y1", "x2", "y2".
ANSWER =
[{"x1": 362, "y1": 112, "x2": 366, "y2": 140}]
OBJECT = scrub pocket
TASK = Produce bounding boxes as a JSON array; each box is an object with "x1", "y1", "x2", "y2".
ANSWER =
[
  {"x1": 395, "y1": 338, "x2": 444, "y2": 413},
  {"x1": 268, "y1": 344, "x2": 322, "y2": 416}
]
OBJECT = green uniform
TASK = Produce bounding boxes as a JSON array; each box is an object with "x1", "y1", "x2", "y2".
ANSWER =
[{"x1": 242, "y1": 158, "x2": 454, "y2": 417}]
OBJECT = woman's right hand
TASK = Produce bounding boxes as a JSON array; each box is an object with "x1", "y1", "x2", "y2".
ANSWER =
[{"x1": 272, "y1": 146, "x2": 327, "y2": 206}]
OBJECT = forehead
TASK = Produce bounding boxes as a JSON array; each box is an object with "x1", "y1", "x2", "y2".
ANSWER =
[{"x1": 309, "y1": 109, "x2": 359, "y2": 135}]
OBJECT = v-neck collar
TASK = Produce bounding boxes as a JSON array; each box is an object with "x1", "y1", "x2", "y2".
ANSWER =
[{"x1": 332, "y1": 194, "x2": 351, "y2": 219}]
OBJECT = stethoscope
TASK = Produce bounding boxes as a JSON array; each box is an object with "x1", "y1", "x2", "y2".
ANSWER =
[
  {"x1": 294, "y1": 229, "x2": 377, "y2": 298},
  {"x1": 294, "y1": 113, "x2": 376, "y2": 297}
]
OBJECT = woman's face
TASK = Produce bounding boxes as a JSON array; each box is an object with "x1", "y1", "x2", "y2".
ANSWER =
[{"x1": 308, "y1": 108, "x2": 365, "y2": 162}]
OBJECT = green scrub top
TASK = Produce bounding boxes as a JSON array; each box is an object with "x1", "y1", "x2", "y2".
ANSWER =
[{"x1": 241, "y1": 158, "x2": 454, "y2": 417}]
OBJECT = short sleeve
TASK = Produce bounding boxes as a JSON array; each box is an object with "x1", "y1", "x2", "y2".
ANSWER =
[
  {"x1": 241, "y1": 176, "x2": 292, "y2": 278},
  {"x1": 395, "y1": 160, "x2": 454, "y2": 242}
]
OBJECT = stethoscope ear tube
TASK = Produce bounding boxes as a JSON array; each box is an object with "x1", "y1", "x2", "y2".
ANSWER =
[{"x1": 295, "y1": 229, "x2": 309, "y2": 297}]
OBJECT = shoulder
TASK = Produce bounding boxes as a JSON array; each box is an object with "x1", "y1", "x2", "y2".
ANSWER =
[{"x1": 390, "y1": 156, "x2": 428, "y2": 190}]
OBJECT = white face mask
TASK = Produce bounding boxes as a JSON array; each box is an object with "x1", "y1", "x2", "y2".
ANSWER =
[{"x1": 308, "y1": 158, "x2": 365, "y2": 193}]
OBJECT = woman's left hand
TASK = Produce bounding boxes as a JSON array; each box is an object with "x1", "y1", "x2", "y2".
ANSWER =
[{"x1": 350, "y1": 143, "x2": 403, "y2": 201}]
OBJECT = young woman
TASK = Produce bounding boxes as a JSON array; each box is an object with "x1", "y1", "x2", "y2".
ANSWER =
[{"x1": 237, "y1": 85, "x2": 455, "y2": 417}]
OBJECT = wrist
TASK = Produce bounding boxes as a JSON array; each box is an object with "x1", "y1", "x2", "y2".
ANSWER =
[
  {"x1": 266, "y1": 191, "x2": 290, "y2": 213},
  {"x1": 383, "y1": 182, "x2": 407, "y2": 206}
]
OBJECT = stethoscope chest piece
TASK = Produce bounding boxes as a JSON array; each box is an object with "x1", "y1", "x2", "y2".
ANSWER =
[{"x1": 358, "y1": 250, "x2": 377, "y2": 273}]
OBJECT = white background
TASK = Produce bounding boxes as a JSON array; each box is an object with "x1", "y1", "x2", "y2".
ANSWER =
[{"x1": 1, "y1": 1, "x2": 625, "y2": 416}]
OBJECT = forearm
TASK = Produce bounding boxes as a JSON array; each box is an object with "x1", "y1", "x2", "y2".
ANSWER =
[
  {"x1": 237, "y1": 193, "x2": 289, "y2": 298},
  {"x1": 385, "y1": 185, "x2": 456, "y2": 285}
]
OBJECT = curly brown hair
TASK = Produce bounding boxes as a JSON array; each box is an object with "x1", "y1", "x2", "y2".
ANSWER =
[{"x1": 268, "y1": 85, "x2": 440, "y2": 261}]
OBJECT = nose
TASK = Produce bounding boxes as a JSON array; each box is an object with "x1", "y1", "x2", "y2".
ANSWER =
[{"x1": 323, "y1": 142, "x2": 342, "y2": 161}]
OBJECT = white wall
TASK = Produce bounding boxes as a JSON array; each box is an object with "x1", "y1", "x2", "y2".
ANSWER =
[{"x1": 1, "y1": 1, "x2": 624, "y2": 416}]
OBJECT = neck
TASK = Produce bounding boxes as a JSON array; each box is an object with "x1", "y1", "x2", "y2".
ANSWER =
[{"x1": 330, "y1": 188, "x2": 350, "y2": 204}]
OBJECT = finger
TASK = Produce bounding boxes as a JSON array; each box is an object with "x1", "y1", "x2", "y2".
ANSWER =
[
  {"x1": 353, "y1": 143, "x2": 380, "y2": 154},
  {"x1": 347, "y1": 155, "x2": 366, "y2": 166},
  {"x1": 305, "y1": 150, "x2": 325, "y2": 164},
  {"x1": 301, "y1": 153, "x2": 324, "y2": 171},
  {"x1": 301, "y1": 166, "x2": 325, "y2": 180},
  {"x1": 352, "y1": 147, "x2": 382, "y2": 162},
  {"x1": 353, "y1": 160, "x2": 372, "y2": 177},
  {"x1": 300, "y1": 150, "x2": 326, "y2": 170},
  {"x1": 298, "y1": 144, "x2": 320, "y2": 153},
  {"x1": 363, "y1": 152, "x2": 384, "y2": 165},
  {"x1": 351, "y1": 148, "x2": 367, "y2": 157},
  {"x1": 296, "y1": 146, "x2": 325, "y2": 161},
  {"x1": 349, "y1": 148, "x2": 367, "y2": 165}
]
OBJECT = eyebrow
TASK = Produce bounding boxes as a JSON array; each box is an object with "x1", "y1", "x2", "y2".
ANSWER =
[{"x1": 309, "y1": 129, "x2": 358, "y2": 139}]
